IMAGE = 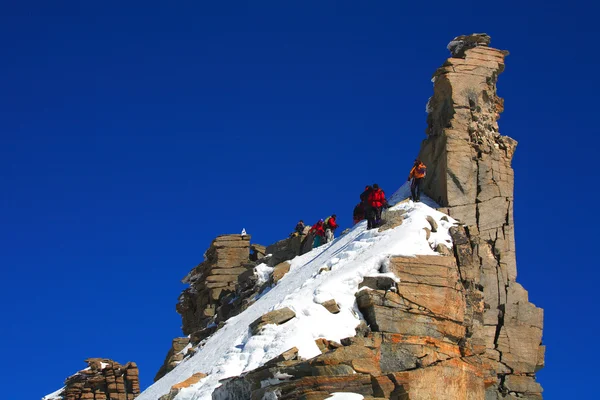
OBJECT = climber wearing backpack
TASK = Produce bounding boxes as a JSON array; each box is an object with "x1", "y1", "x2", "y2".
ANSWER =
[
  {"x1": 408, "y1": 159, "x2": 427, "y2": 202},
  {"x1": 353, "y1": 203, "x2": 365, "y2": 225},
  {"x1": 360, "y1": 185, "x2": 373, "y2": 227},
  {"x1": 360, "y1": 185, "x2": 373, "y2": 205},
  {"x1": 323, "y1": 214, "x2": 339, "y2": 243},
  {"x1": 367, "y1": 184, "x2": 386, "y2": 229},
  {"x1": 309, "y1": 219, "x2": 326, "y2": 248}
]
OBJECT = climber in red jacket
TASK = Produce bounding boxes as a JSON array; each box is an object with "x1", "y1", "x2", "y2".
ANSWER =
[
  {"x1": 367, "y1": 184, "x2": 387, "y2": 229},
  {"x1": 309, "y1": 219, "x2": 326, "y2": 248}
]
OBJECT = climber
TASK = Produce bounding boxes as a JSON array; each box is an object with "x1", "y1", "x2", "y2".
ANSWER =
[
  {"x1": 323, "y1": 214, "x2": 339, "y2": 243},
  {"x1": 360, "y1": 185, "x2": 373, "y2": 205},
  {"x1": 367, "y1": 184, "x2": 387, "y2": 229},
  {"x1": 353, "y1": 203, "x2": 365, "y2": 225},
  {"x1": 309, "y1": 219, "x2": 326, "y2": 248},
  {"x1": 291, "y1": 220, "x2": 305, "y2": 237},
  {"x1": 360, "y1": 185, "x2": 373, "y2": 227},
  {"x1": 408, "y1": 159, "x2": 427, "y2": 202}
]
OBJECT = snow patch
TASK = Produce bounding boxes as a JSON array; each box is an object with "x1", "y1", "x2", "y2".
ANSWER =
[
  {"x1": 327, "y1": 393, "x2": 364, "y2": 400},
  {"x1": 42, "y1": 387, "x2": 65, "y2": 400},
  {"x1": 255, "y1": 263, "x2": 273, "y2": 286}
]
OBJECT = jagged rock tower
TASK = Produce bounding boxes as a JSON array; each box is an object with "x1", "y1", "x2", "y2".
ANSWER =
[{"x1": 418, "y1": 33, "x2": 545, "y2": 398}]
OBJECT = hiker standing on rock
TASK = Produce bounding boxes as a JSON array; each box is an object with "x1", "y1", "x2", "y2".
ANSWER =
[
  {"x1": 367, "y1": 184, "x2": 386, "y2": 229},
  {"x1": 309, "y1": 219, "x2": 326, "y2": 248},
  {"x1": 408, "y1": 159, "x2": 427, "y2": 202},
  {"x1": 323, "y1": 214, "x2": 339, "y2": 243},
  {"x1": 291, "y1": 220, "x2": 305, "y2": 237}
]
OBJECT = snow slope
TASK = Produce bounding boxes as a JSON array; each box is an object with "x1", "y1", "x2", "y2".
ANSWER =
[
  {"x1": 42, "y1": 387, "x2": 64, "y2": 400},
  {"x1": 137, "y1": 183, "x2": 455, "y2": 400}
]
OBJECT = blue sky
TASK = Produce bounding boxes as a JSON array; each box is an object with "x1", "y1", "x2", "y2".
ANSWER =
[{"x1": 1, "y1": 1, "x2": 597, "y2": 398}]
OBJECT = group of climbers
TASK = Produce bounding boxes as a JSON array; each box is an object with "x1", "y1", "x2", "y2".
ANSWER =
[
  {"x1": 354, "y1": 183, "x2": 389, "y2": 229},
  {"x1": 353, "y1": 159, "x2": 427, "y2": 227},
  {"x1": 309, "y1": 215, "x2": 338, "y2": 247},
  {"x1": 292, "y1": 159, "x2": 427, "y2": 248},
  {"x1": 291, "y1": 215, "x2": 339, "y2": 249}
]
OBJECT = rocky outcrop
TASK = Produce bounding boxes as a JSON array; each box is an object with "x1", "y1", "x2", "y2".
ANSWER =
[
  {"x1": 176, "y1": 234, "x2": 254, "y2": 337},
  {"x1": 158, "y1": 373, "x2": 207, "y2": 400},
  {"x1": 157, "y1": 232, "x2": 311, "y2": 382},
  {"x1": 265, "y1": 226, "x2": 312, "y2": 267},
  {"x1": 153, "y1": 337, "x2": 191, "y2": 382},
  {"x1": 152, "y1": 235, "x2": 262, "y2": 382},
  {"x1": 208, "y1": 34, "x2": 544, "y2": 400},
  {"x1": 43, "y1": 358, "x2": 140, "y2": 400},
  {"x1": 250, "y1": 307, "x2": 296, "y2": 335}
]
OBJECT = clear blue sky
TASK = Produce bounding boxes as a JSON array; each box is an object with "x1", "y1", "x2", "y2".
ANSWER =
[{"x1": 1, "y1": 1, "x2": 596, "y2": 399}]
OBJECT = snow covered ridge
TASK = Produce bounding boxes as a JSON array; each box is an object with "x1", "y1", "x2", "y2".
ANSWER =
[{"x1": 137, "y1": 183, "x2": 456, "y2": 400}]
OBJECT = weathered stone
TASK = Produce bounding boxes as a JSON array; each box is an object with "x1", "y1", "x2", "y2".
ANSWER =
[
  {"x1": 249, "y1": 244, "x2": 267, "y2": 261},
  {"x1": 447, "y1": 33, "x2": 491, "y2": 57},
  {"x1": 359, "y1": 275, "x2": 397, "y2": 291},
  {"x1": 390, "y1": 358, "x2": 485, "y2": 399},
  {"x1": 371, "y1": 375, "x2": 395, "y2": 398},
  {"x1": 265, "y1": 234, "x2": 305, "y2": 267},
  {"x1": 172, "y1": 372, "x2": 207, "y2": 389},
  {"x1": 423, "y1": 227, "x2": 431, "y2": 240},
  {"x1": 266, "y1": 347, "x2": 299, "y2": 364},
  {"x1": 435, "y1": 243, "x2": 453, "y2": 256},
  {"x1": 311, "y1": 364, "x2": 355, "y2": 376},
  {"x1": 320, "y1": 299, "x2": 340, "y2": 314},
  {"x1": 272, "y1": 261, "x2": 291, "y2": 283},
  {"x1": 250, "y1": 307, "x2": 296, "y2": 334},
  {"x1": 378, "y1": 209, "x2": 405, "y2": 231},
  {"x1": 357, "y1": 292, "x2": 466, "y2": 340},
  {"x1": 209, "y1": 267, "x2": 251, "y2": 275},
  {"x1": 425, "y1": 215, "x2": 438, "y2": 232},
  {"x1": 388, "y1": 256, "x2": 462, "y2": 289},
  {"x1": 45, "y1": 359, "x2": 140, "y2": 400},
  {"x1": 504, "y1": 375, "x2": 543, "y2": 394},
  {"x1": 311, "y1": 344, "x2": 375, "y2": 367}
]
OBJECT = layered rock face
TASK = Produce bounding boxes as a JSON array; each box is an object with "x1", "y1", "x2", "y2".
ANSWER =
[
  {"x1": 156, "y1": 230, "x2": 317, "y2": 384},
  {"x1": 417, "y1": 33, "x2": 544, "y2": 398},
  {"x1": 154, "y1": 235, "x2": 256, "y2": 380},
  {"x1": 43, "y1": 358, "x2": 140, "y2": 400},
  {"x1": 176, "y1": 234, "x2": 254, "y2": 338}
]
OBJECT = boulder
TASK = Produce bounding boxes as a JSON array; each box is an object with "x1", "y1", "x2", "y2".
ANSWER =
[
  {"x1": 425, "y1": 215, "x2": 438, "y2": 232},
  {"x1": 320, "y1": 299, "x2": 340, "y2": 314},
  {"x1": 272, "y1": 261, "x2": 291, "y2": 283},
  {"x1": 359, "y1": 275, "x2": 397, "y2": 291},
  {"x1": 250, "y1": 307, "x2": 296, "y2": 335}
]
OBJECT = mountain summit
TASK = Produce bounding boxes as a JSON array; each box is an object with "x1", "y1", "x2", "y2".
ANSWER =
[{"x1": 44, "y1": 34, "x2": 544, "y2": 400}]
